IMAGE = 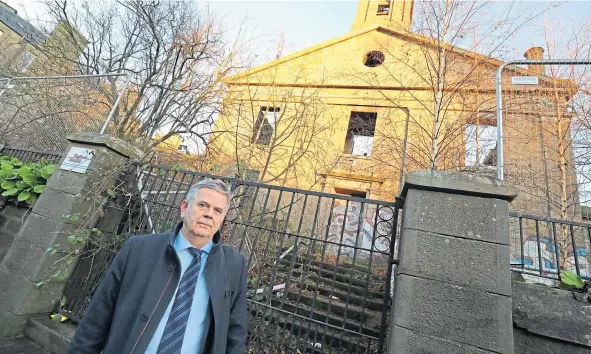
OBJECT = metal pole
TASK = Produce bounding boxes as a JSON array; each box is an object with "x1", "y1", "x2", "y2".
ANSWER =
[
  {"x1": 495, "y1": 59, "x2": 591, "y2": 181},
  {"x1": 496, "y1": 63, "x2": 507, "y2": 180},
  {"x1": 0, "y1": 78, "x2": 12, "y2": 100},
  {"x1": 0, "y1": 73, "x2": 126, "y2": 81},
  {"x1": 100, "y1": 75, "x2": 130, "y2": 134}
]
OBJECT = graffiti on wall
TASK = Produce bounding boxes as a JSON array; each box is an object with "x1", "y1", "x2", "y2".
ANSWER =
[
  {"x1": 326, "y1": 200, "x2": 393, "y2": 257},
  {"x1": 511, "y1": 235, "x2": 590, "y2": 280}
]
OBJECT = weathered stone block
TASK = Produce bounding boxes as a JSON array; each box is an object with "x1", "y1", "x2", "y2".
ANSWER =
[
  {"x1": 393, "y1": 274, "x2": 513, "y2": 353},
  {"x1": 19, "y1": 282, "x2": 62, "y2": 315},
  {"x1": 397, "y1": 229, "x2": 511, "y2": 295},
  {"x1": 24, "y1": 316, "x2": 76, "y2": 354},
  {"x1": 402, "y1": 189, "x2": 510, "y2": 245},
  {"x1": 389, "y1": 326, "x2": 494, "y2": 354},
  {"x1": 401, "y1": 171, "x2": 518, "y2": 202},
  {"x1": 5, "y1": 214, "x2": 61, "y2": 251},
  {"x1": 1, "y1": 240, "x2": 47, "y2": 280},
  {"x1": 513, "y1": 327, "x2": 591, "y2": 354},
  {"x1": 0, "y1": 268, "x2": 31, "y2": 312},
  {"x1": 2, "y1": 204, "x2": 31, "y2": 220},
  {"x1": 0, "y1": 231, "x2": 16, "y2": 262},
  {"x1": 513, "y1": 281, "x2": 591, "y2": 348},
  {"x1": 67, "y1": 133, "x2": 145, "y2": 159},
  {"x1": 0, "y1": 309, "x2": 29, "y2": 338},
  {"x1": 3, "y1": 218, "x2": 26, "y2": 234},
  {"x1": 31, "y1": 189, "x2": 104, "y2": 226},
  {"x1": 30, "y1": 189, "x2": 76, "y2": 221},
  {"x1": 46, "y1": 169, "x2": 89, "y2": 195}
]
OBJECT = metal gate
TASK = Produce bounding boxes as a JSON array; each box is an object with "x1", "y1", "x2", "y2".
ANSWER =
[{"x1": 62, "y1": 164, "x2": 402, "y2": 353}]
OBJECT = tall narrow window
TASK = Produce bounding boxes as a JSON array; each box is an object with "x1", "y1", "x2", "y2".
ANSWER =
[
  {"x1": 344, "y1": 111, "x2": 377, "y2": 156},
  {"x1": 465, "y1": 123, "x2": 497, "y2": 167},
  {"x1": 252, "y1": 107, "x2": 279, "y2": 145}
]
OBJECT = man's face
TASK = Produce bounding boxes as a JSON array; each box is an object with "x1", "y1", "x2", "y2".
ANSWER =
[{"x1": 180, "y1": 188, "x2": 228, "y2": 241}]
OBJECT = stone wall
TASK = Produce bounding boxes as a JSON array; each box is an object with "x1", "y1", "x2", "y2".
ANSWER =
[
  {"x1": 513, "y1": 280, "x2": 591, "y2": 353},
  {"x1": 0, "y1": 204, "x2": 30, "y2": 262}
]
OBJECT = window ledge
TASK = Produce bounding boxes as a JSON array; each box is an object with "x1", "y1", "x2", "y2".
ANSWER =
[{"x1": 341, "y1": 153, "x2": 372, "y2": 160}]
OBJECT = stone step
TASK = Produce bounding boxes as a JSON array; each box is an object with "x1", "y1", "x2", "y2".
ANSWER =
[
  {"x1": 278, "y1": 257, "x2": 386, "y2": 283},
  {"x1": 0, "y1": 338, "x2": 48, "y2": 354},
  {"x1": 297, "y1": 277, "x2": 385, "y2": 311},
  {"x1": 270, "y1": 297, "x2": 381, "y2": 338},
  {"x1": 277, "y1": 265, "x2": 385, "y2": 300},
  {"x1": 250, "y1": 304, "x2": 368, "y2": 353},
  {"x1": 285, "y1": 291, "x2": 378, "y2": 325},
  {"x1": 24, "y1": 316, "x2": 75, "y2": 354}
]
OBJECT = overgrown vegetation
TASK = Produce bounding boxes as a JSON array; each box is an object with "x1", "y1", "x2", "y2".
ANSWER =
[
  {"x1": 0, "y1": 156, "x2": 56, "y2": 205},
  {"x1": 560, "y1": 270, "x2": 591, "y2": 302}
]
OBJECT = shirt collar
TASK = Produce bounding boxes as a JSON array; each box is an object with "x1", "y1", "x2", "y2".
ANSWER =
[{"x1": 175, "y1": 230, "x2": 214, "y2": 254}]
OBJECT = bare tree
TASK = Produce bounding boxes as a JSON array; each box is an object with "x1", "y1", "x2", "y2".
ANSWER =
[
  {"x1": 348, "y1": 0, "x2": 557, "y2": 175},
  {"x1": 34, "y1": 0, "x2": 249, "y2": 149},
  {"x1": 208, "y1": 49, "x2": 340, "y2": 187}
]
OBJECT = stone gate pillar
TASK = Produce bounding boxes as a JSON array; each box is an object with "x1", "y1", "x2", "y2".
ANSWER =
[
  {"x1": 389, "y1": 171, "x2": 518, "y2": 354},
  {"x1": 0, "y1": 133, "x2": 142, "y2": 337}
]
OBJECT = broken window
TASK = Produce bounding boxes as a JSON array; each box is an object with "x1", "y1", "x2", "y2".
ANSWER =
[
  {"x1": 377, "y1": 4, "x2": 390, "y2": 15},
  {"x1": 334, "y1": 187, "x2": 367, "y2": 198},
  {"x1": 344, "y1": 111, "x2": 377, "y2": 157},
  {"x1": 465, "y1": 123, "x2": 497, "y2": 167},
  {"x1": 363, "y1": 51, "x2": 385, "y2": 67},
  {"x1": 252, "y1": 107, "x2": 279, "y2": 145}
]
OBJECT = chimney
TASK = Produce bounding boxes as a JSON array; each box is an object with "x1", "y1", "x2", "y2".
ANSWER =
[
  {"x1": 0, "y1": 1, "x2": 17, "y2": 14},
  {"x1": 524, "y1": 47, "x2": 545, "y2": 75}
]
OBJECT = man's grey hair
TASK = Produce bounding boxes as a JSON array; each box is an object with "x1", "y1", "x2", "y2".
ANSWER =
[{"x1": 185, "y1": 178, "x2": 233, "y2": 211}]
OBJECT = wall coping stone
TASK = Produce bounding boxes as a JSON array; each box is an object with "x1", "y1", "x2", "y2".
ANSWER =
[
  {"x1": 513, "y1": 280, "x2": 591, "y2": 347},
  {"x1": 401, "y1": 170, "x2": 518, "y2": 202},
  {"x1": 66, "y1": 133, "x2": 144, "y2": 159}
]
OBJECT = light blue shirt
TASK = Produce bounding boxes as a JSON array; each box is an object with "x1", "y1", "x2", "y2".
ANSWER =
[{"x1": 145, "y1": 232, "x2": 213, "y2": 354}]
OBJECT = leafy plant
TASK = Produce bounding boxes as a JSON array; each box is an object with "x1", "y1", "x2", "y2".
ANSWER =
[
  {"x1": 0, "y1": 156, "x2": 56, "y2": 205},
  {"x1": 561, "y1": 270, "x2": 585, "y2": 289}
]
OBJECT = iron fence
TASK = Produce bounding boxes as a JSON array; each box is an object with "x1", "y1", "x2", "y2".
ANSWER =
[
  {"x1": 62, "y1": 164, "x2": 402, "y2": 353},
  {"x1": 0, "y1": 145, "x2": 62, "y2": 164},
  {"x1": 509, "y1": 211, "x2": 591, "y2": 284}
]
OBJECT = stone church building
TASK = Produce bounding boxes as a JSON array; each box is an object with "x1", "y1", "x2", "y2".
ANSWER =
[{"x1": 210, "y1": 0, "x2": 580, "y2": 219}]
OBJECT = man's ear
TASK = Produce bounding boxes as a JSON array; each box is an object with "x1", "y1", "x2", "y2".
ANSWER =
[{"x1": 180, "y1": 200, "x2": 188, "y2": 218}]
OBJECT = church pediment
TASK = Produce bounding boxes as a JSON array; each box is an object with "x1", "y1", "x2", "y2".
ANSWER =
[{"x1": 228, "y1": 25, "x2": 570, "y2": 93}]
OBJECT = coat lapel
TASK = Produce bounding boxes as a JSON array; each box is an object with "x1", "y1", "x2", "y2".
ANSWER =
[{"x1": 204, "y1": 244, "x2": 229, "y2": 351}]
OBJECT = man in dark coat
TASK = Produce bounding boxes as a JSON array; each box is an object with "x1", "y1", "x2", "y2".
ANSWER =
[{"x1": 68, "y1": 179, "x2": 248, "y2": 354}]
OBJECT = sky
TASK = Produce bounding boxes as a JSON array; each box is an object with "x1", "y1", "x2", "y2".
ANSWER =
[
  {"x1": 7, "y1": 0, "x2": 591, "y2": 67},
  {"x1": 6, "y1": 0, "x2": 591, "y2": 157}
]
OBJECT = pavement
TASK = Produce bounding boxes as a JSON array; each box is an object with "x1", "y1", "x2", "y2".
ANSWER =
[{"x1": 0, "y1": 338, "x2": 49, "y2": 354}]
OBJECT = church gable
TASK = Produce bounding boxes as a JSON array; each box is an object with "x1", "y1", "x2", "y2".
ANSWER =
[{"x1": 228, "y1": 26, "x2": 501, "y2": 91}]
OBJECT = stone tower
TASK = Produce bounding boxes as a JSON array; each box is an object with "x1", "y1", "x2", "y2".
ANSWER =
[{"x1": 350, "y1": 0, "x2": 414, "y2": 32}]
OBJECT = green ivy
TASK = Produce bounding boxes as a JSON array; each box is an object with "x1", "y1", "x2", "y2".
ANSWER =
[{"x1": 0, "y1": 156, "x2": 56, "y2": 205}]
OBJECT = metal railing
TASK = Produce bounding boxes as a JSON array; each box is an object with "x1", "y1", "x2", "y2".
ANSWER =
[
  {"x1": 62, "y1": 164, "x2": 402, "y2": 353},
  {"x1": 509, "y1": 211, "x2": 591, "y2": 283},
  {"x1": 0, "y1": 145, "x2": 62, "y2": 164}
]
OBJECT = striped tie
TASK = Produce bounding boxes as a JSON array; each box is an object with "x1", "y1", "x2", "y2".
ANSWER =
[{"x1": 157, "y1": 248, "x2": 203, "y2": 354}]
